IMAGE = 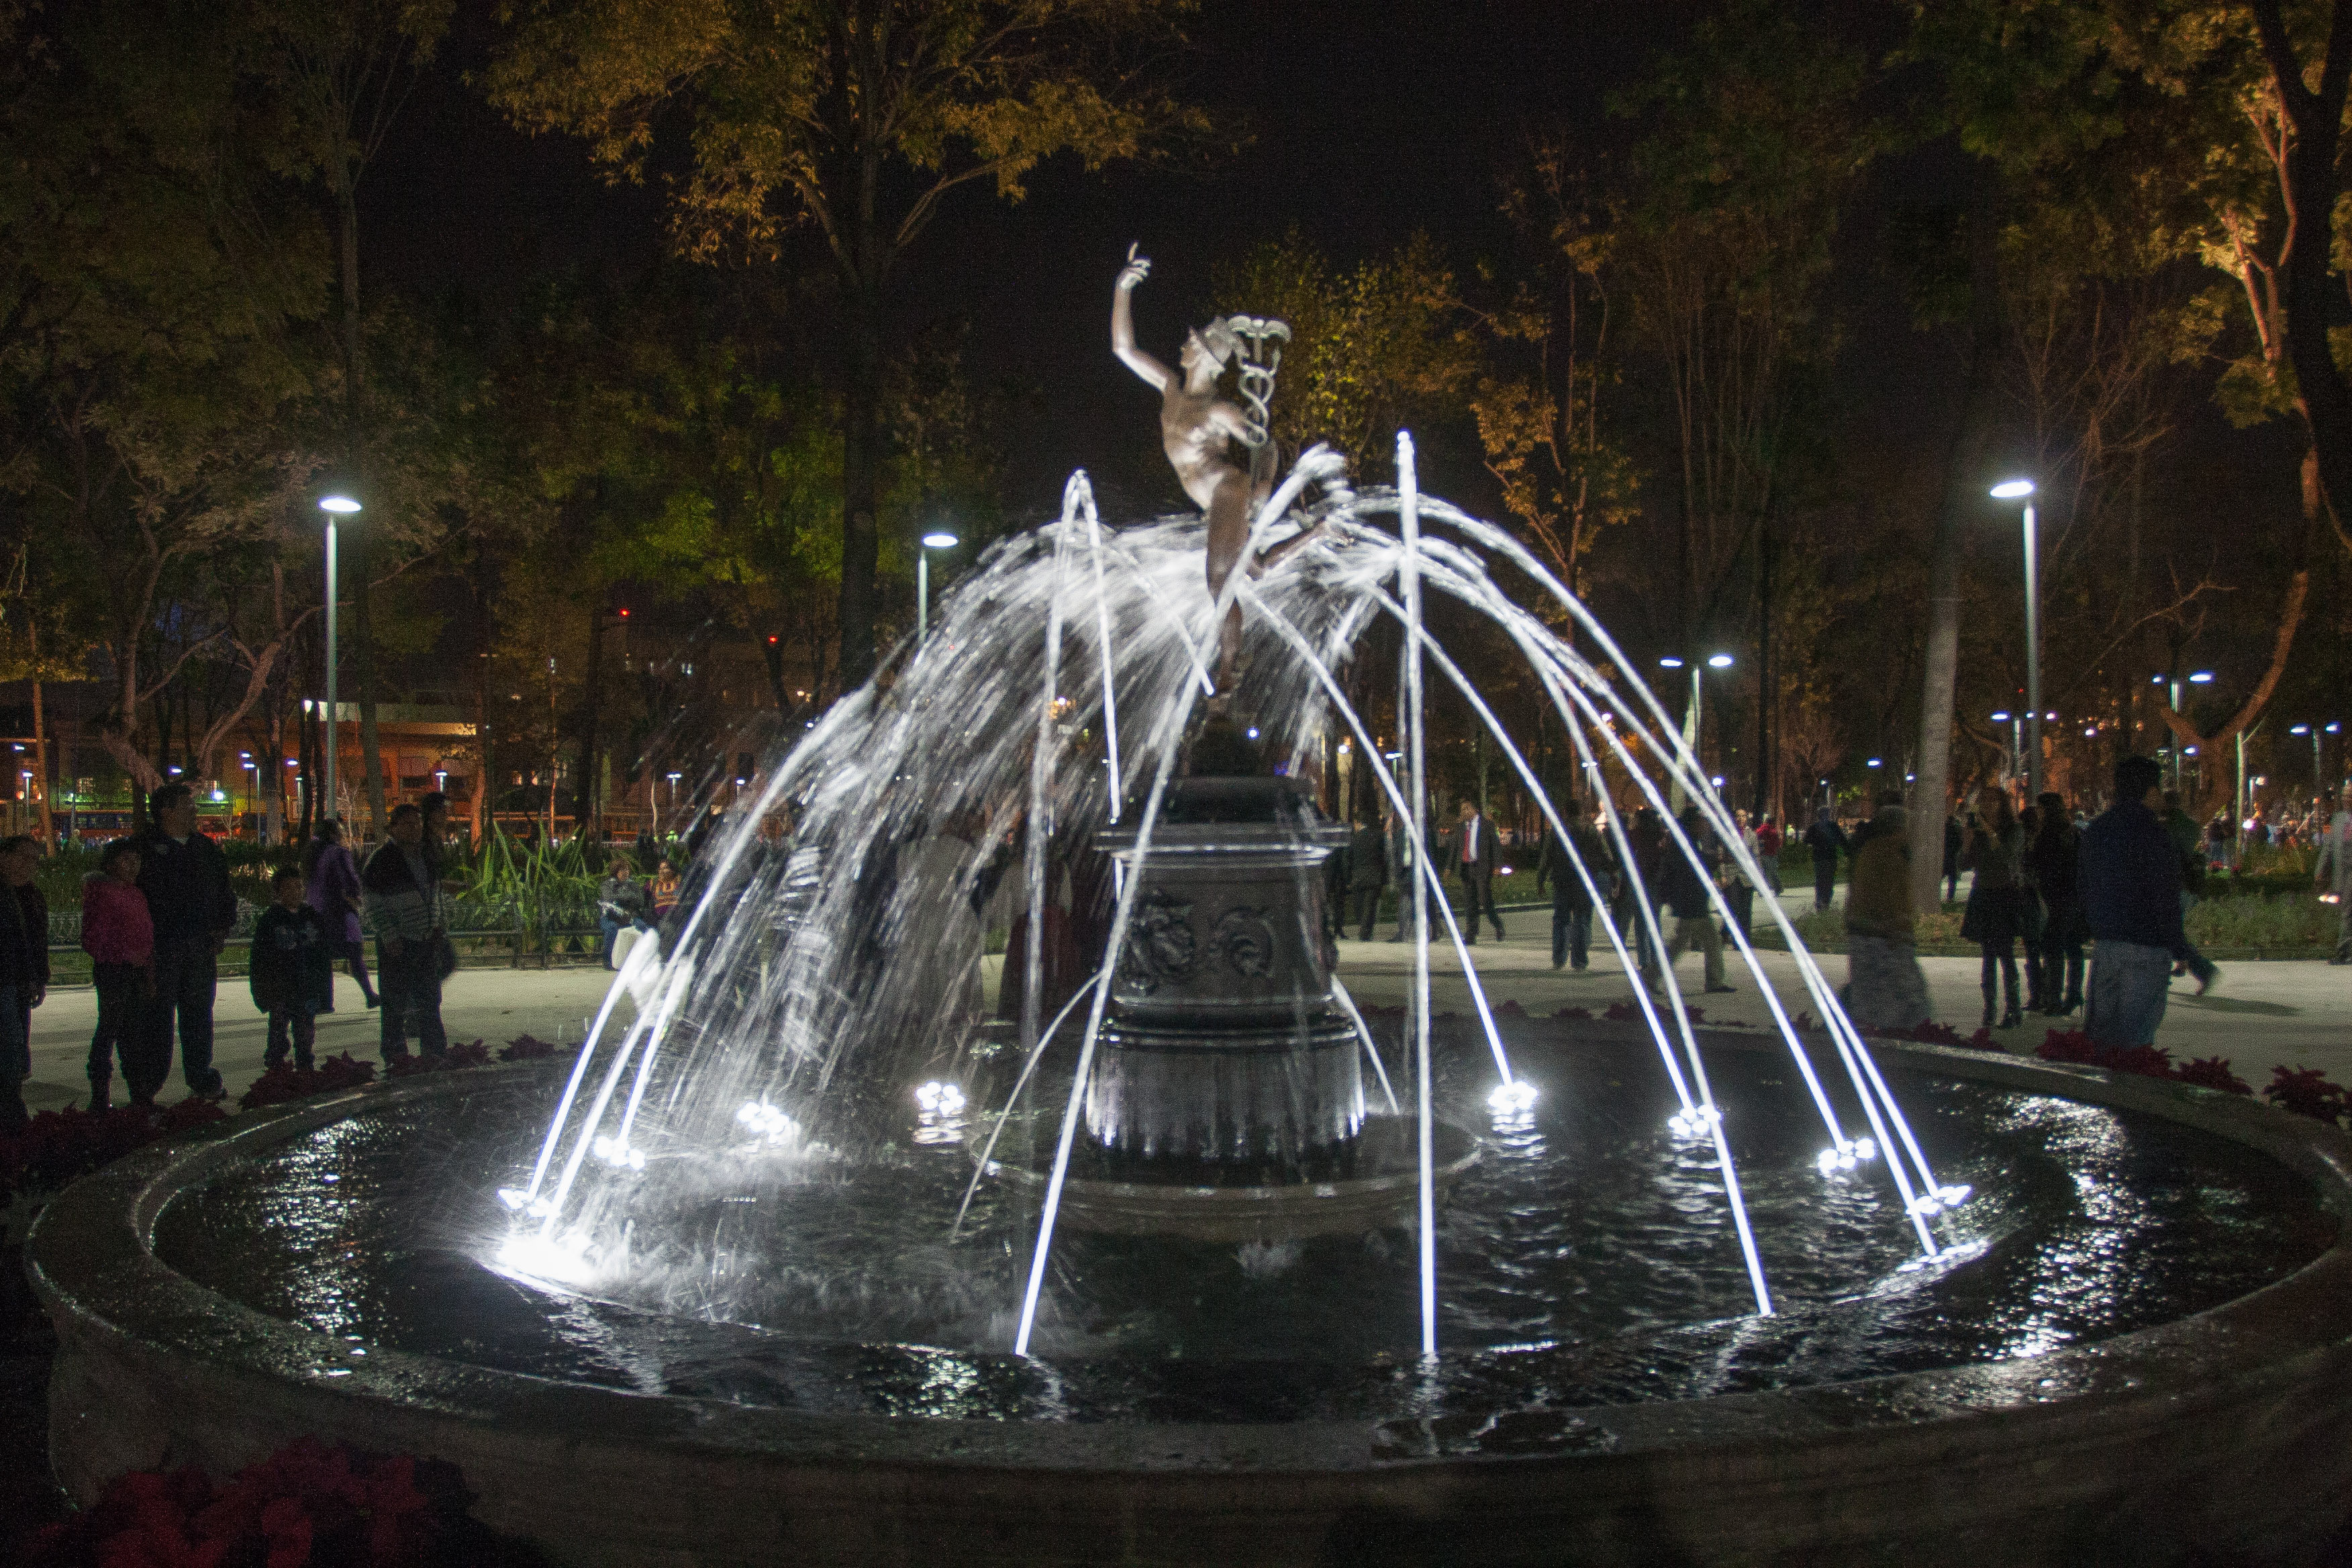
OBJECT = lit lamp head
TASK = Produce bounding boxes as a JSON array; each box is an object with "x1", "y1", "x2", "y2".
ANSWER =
[
  {"x1": 1707, "y1": 653, "x2": 1734, "y2": 669},
  {"x1": 920, "y1": 531, "x2": 958, "y2": 550},
  {"x1": 1992, "y1": 711, "x2": 2011, "y2": 722},
  {"x1": 2189, "y1": 671, "x2": 2214, "y2": 685},
  {"x1": 1657, "y1": 656, "x2": 1685, "y2": 670},
  {"x1": 1989, "y1": 479, "x2": 2035, "y2": 500},
  {"x1": 318, "y1": 494, "x2": 361, "y2": 517}
]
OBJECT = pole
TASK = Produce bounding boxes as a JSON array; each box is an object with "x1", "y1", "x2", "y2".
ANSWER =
[
  {"x1": 2169, "y1": 677, "x2": 2183, "y2": 791},
  {"x1": 1400, "y1": 430, "x2": 1435, "y2": 1363},
  {"x1": 2236, "y1": 730, "x2": 2247, "y2": 830},
  {"x1": 324, "y1": 518, "x2": 339, "y2": 821},
  {"x1": 918, "y1": 549, "x2": 929, "y2": 639},
  {"x1": 2022, "y1": 503, "x2": 2043, "y2": 803}
]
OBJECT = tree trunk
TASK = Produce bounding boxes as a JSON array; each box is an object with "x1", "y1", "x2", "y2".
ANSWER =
[
  {"x1": 2253, "y1": 0, "x2": 2352, "y2": 555},
  {"x1": 2157, "y1": 571, "x2": 2312, "y2": 815},
  {"x1": 1908, "y1": 160, "x2": 2005, "y2": 912},
  {"x1": 577, "y1": 598, "x2": 606, "y2": 842},
  {"x1": 837, "y1": 271, "x2": 883, "y2": 691},
  {"x1": 336, "y1": 177, "x2": 386, "y2": 838}
]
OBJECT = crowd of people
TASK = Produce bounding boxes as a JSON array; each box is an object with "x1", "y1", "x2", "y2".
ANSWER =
[
  {"x1": 0, "y1": 757, "x2": 2343, "y2": 1128},
  {"x1": 3, "y1": 785, "x2": 477, "y2": 1126}
]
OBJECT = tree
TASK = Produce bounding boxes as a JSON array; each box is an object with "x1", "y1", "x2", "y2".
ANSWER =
[
  {"x1": 485, "y1": 0, "x2": 1207, "y2": 691},
  {"x1": 1210, "y1": 230, "x2": 1477, "y2": 481},
  {"x1": 0, "y1": 0, "x2": 332, "y2": 807},
  {"x1": 1612, "y1": 0, "x2": 1873, "y2": 657},
  {"x1": 1468, "y1": 150, "x2": 1639, "y2": 609},
  {"x1": 256, "y1": 0, "x2": 454, "y2": 835}
]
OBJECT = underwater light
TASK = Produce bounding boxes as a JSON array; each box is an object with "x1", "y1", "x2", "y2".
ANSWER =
[{"x1": 1487, "y1": 1081, "x2": 1539, "y2": 1114}]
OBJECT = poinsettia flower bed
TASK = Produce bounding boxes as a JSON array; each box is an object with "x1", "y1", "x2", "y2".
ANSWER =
[
  {"x1": 386, "y1": 1041, "x2": 493, "y2": 1078},
  {"x1": 2032, "y1": 1030, "x2": 2267, "y2": 1101},
  {"x1": 4, "y1": 1037, "x2": 572, "y2": 1208},
  {"x1": 1, "y1": 1099, "x2": 228, "y2": 1206},
  {"x1": 21, "y1": 1436, "x2": 546, "y2": 1567},
  {"x1": 2261, "y1": 1065, "x2": 2349, "y2": 1125},
  {"x1": 241, "y1": 1055, "x2": 379, "y2": 1111},
  {"x1": 495, "y1": 1034, "x2": 561, "y2": 1062}
]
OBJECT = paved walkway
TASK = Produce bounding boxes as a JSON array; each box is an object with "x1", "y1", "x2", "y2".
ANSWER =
[
  {"x1": 21, "y1": 966, "x2": 622, "y2": 1115},
  {"x1": 21, "y1": 925, "x2": 2349, "y2": 1117}
]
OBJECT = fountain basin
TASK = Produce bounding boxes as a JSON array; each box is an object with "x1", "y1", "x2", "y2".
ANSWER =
[{"x1": 30, "y1": 1027, "x2": 2352, "y2": 1567}]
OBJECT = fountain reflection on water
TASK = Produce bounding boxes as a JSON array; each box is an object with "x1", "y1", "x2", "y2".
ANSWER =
[{"x1": 495, "y1": 434, "x2": 1977, "y2": 1361}]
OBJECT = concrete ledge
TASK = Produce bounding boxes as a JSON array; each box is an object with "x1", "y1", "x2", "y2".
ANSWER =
[{"x1": 27, "y1": 1038, "x2": 2352, "y2": 1567}]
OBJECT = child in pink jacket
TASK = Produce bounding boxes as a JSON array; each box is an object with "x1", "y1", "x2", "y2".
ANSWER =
[{"x1": 81, "y1": 838, "x2": 157, "y2": 1108}]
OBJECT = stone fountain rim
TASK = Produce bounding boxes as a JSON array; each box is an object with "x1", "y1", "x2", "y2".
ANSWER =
[{"x1": 28, "y1": 1024, "x2": 2352, "y2": 1477}]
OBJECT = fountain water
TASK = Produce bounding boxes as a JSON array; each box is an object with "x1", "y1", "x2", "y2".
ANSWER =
[{"x1": 495, "y1": 434, "x2": 1967, "y2": 1357}]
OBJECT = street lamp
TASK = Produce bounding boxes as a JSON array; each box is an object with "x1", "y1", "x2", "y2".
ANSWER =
[
  {"x1": 1992, "y1": 710, "x2": 2021, "y2": 783},
  {"x1": 918, "y1": 530, "x2": 959, "y2": 638},
  {"x1": 1989, "y1": 479, "x2": 2045, "y2": 800},
  {"x1": 318, "y1": 492, "x2": 360, "y2": 818},
  {"x1": 2293, "y1": 722, "x2": 2345, "y2": 801},
  {"x1": 2157, "y1": 669, "x2": 2215, "y2": 789},
  {"x1": 240, "y1": 751, "x2": 259, "y2": 839},
  {"x1": 1661, "y1": 652, "x2": 1732, "y2": 807}
]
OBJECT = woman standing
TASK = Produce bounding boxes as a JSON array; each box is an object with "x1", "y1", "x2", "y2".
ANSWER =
[
  {"x1": 1960, "y1": 786, "x2": 2028, "y2": 1030},
  {"x1": 2026, "y1": 791, "x2": 2087, "y2": 1015},
  {"x1": 303, "y1": 818, "x2": 378, "y2": 1010},
  {"x1": 81, "y1": 840, "x2": 156, "y2": 1108}
]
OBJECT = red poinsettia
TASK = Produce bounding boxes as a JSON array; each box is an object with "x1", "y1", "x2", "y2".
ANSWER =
[{"x1": 25, "y1": 1437, "x2": 469, "y2": 1568}]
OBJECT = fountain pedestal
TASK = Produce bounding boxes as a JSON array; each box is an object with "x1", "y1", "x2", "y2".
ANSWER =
[
  {"x1": 1089, "y1": 776, "x2": 1360, "y2": 1178},
  {"x1": 993, "y1": 775, "x2": 1478, "y2": 1240}
]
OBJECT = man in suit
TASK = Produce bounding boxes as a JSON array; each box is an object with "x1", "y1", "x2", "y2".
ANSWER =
[{"x1": 1450, "y1": 799, "x2": 1505, "y2": 944}]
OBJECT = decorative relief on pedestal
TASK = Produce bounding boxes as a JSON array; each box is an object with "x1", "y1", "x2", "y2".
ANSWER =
[
  {"x1": 1212, "y1": 906, "x2": 1275, "y2": 979},
  {"x1": 1125, "y1": 891, "x2": 1197, "y2": 993}
]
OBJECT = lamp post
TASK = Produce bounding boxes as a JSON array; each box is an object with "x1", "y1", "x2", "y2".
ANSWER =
[
  {"x1": 318, "y1": 493, "x2": 360, "y2": 820},
  {"x1": 1992, "y1": 711, "x2": 2020, "y2": 785},
  {"x1": 1659, "y1": 652, "x2": 1733, "y2": 808},
  {"x1": 918, "y1": 530, "x2": 958, "y2": 638},
  {"x1": 1990, "y1": 480, "x2": 2045, "y2": 801}
]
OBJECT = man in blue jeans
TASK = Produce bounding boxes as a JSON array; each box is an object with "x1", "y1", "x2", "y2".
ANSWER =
[{"x1": 2082, "y1": 755, "x2": 2212, "y2": 1051}]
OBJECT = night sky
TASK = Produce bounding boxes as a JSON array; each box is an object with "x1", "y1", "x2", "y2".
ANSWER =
[
  {"x1": 366, "y1": 3, "x2": 1690, "y2": 516},
  {"x1": 360, "y1": 1, "x2": 2308, "y2": 607}
]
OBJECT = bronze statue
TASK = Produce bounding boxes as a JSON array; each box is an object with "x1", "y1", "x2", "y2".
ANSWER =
[{"x1": 1112, "y1": 247, "x2": 1281, "y2": 694}]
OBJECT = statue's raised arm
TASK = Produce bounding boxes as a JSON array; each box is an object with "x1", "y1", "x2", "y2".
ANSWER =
[{"x1": 1112, "y1": 246, "x2": 1170, "y2": 392}]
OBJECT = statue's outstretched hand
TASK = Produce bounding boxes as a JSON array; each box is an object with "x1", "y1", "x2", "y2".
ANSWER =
[{"x1": 1118, "y1": 242, "x2": 1151, "y2": 291}]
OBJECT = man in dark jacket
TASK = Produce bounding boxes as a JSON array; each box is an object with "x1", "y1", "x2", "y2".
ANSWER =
[
  {"x1": 1386, "y1": 805, "x2": 1416, "y2": 942},
  {"x1": 1657, "y1": 807, "x2": 1735, "y2": 993},
  {"x1": 1541, "y1": 800, "x2": 1611, "y2": 971},
  {"x1": 1347, "y1": 812, "x2": 1387, "y2": 942},
  {"x1": 2083, "y1": 756, "x2": 2208, "y2": 1051},
  {"x1": 1447, "y1": 799, "x2": 1505, "y2": 944},
  {"x1": 0, "y1": 833, "x2": 49, "y2": 1127},
  {"x1": 134, "y1": 783, "x2": 239, "y2": 1099},
  {"x1": 1803, "y1": 806, "x2": 1847, "y2": 912},
  {"x1": 364, "y1": 803, "x2": 448, "y2": 1061}
]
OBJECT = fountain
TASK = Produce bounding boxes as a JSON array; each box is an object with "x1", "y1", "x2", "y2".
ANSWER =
[{"x1": 27, "y1": 261, "x2": 2352, "y2": 1566}]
